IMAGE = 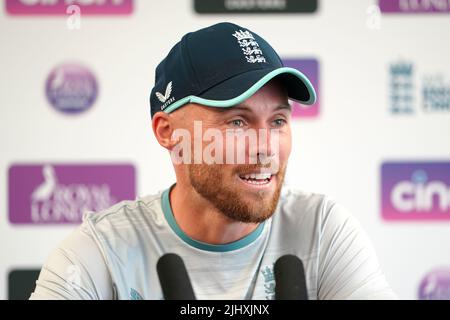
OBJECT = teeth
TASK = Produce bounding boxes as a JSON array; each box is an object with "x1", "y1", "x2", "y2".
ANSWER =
[
  {"x1": 244, "y1": 179, "x2": 269, "y2": 185},
  {"x1": 239, "y1": 173, "x2": 272, "y2": 181},
  {"x1": 255, "y1": 173, "x2": 271, "y2": 180}
]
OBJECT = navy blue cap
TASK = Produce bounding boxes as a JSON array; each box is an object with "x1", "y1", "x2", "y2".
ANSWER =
[{"x1": 150, "y1": 22, "x2": 316, "y2": 118}]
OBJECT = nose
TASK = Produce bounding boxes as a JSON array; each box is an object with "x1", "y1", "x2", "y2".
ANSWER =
[{"x1": 249, "y1": 127, "x2": 280, "y2": 166}]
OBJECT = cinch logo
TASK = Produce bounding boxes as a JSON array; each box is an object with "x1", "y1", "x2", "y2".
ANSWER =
[
  {"x1": 46, "y1": 63, "x2": 98, "y2": 114},
  {"x1": 6, "y1": 0, "x2": 133, "y2": 15},
  {"x1": 381, "y1": 162, "x2": 450, "y2": 221},
  {"x1": 379, "y1": 0, "x2": 450, "y2": 13},
  {"x1": 282, "y1": 58, "x2": 319, "y2": 118},
  {"x1": 8, "y1": 164, "x2": 136, "y2": 224},
  {"x1": 419, "y1": 268, "x2": 450, "y2": 300}
]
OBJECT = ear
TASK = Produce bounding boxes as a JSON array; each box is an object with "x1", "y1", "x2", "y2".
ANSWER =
[{"x1": 152, "y1": 111, "x2": 179, "y2": 150}]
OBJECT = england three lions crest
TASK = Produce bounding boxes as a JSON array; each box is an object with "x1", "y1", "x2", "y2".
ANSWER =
[{"x1": 232, "y1": 30, "x2": 267, "y2": 64}]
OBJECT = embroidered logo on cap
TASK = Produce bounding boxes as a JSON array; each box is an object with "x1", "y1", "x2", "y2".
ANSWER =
[
  {"x1": 156, "y1": 81, "x2": 172, "y2": 103},
  {"x1": 156, "y1": 81, "x2": 175, "y2": 110},
  {"x1": 232, "y1": 30, "x2": 266, "y2": 64}
]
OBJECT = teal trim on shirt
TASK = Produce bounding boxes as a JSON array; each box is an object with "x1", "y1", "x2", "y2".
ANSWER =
[{"x1": 161, "y1": 186, "x2": 265, "y2": 252}]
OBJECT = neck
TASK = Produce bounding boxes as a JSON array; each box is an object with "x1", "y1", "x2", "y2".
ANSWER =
[{"x1": 169, "y1": 182, "x2": 259, "y2": 245}]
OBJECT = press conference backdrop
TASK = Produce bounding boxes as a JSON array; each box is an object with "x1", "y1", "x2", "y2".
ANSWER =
[{"x1": 1, "y1": 0, "x2": 450, "y2": 300}]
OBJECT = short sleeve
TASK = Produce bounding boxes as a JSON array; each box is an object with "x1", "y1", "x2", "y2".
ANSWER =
[
  {"x1": 30, "y1": 224, "x2": 113, "y2": 300},
  {"x1": 317, "y1": 201, "x2": 397, "y2": 300}
]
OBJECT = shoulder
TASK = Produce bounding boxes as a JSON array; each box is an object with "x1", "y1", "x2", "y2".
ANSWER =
[
  {"x1": 31, "y1": 216, "x2": 114, "y2": 299},
  {"x1": 276, "y1": 186, "x2": 357, "y2": 235},
  {"x1": 279, "y1": 186, "x2": 330, "y2": 210},
  {"x1": 82, "y1": 192, "x2": 164, "y2": 231},
  {"x1": 73, "y1": 191, "x2": 166, "y2": 253},
  {"x1": 278, "y1": 186, "x2": 341, "y2": 220}
]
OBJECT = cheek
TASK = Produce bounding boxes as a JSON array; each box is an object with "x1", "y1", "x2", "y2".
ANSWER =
[{"x1": 279, "y1": 132, "x2": 292, "y2": 162}]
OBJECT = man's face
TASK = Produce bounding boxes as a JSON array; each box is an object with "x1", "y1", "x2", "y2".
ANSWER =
[{"x1": 172, "y1": 80, "x2": 292, "y2": 223}]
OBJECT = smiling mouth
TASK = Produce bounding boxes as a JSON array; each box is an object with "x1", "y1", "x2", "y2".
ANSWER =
[{"x1": 238, "y1": 173, "x2": 275, "y2": 185}]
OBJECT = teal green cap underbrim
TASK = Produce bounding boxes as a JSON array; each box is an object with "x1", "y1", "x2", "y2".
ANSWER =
[{"x1": 163, "y1": 67, "x2": 316, "y2": 114}]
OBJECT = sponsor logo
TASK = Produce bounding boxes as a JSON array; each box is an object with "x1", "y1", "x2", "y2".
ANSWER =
[
  {"x1": 46, "y1": 63, "x2": 98, "y2": 114},
  {"x1": 381, "y1": 162, "x2": 450, "y2": 221},
  {"x1": 380, "y1": 0, "x2": 450, "y2": 13},
  {"x1": 389, "y1": 60, "x2": 450, "y2": 114},
  {"x1": 156, "y1": 81, "x2": 176, "y2": 110},
  {"x1": 283, "y1": 58, "x2": 320, "y2": 118},
  {"x1": 8, "y1": 164, "x2": 136, "y2": 224},
  {"x1": 194, "y1": 0, "x2": 318, "y2": 14},
  {"x1": 419, "y1": 268, "x2": 450, "y2": 300},
  {"x1": 6, "y1": 0, "x2": 133, "y2": 15}
]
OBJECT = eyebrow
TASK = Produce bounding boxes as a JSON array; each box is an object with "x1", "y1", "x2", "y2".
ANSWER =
[{"x1": 227, "y1": 103, "x2": 292, "y2": 112}]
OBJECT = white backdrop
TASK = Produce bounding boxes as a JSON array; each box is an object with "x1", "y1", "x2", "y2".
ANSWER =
[{"x1": 1, "y1": 0, "x2": 450, "y2": 299}]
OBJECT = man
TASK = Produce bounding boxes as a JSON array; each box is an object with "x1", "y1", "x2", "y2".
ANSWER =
[{"x1": 30, "y1": 22, "x2": 396, "y2": 300}]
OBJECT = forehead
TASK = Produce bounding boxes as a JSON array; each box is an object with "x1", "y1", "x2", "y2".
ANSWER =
[
  {"x1": 187, "y1": 80, "x2": 290, "y2": 118},
  {"x1": 186, "y1": 101, "x2": 291, "y2": 121}
]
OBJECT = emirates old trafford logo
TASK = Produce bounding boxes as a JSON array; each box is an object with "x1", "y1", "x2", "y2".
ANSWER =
[
  {"x1": 232, "y1": 30, "x2": 266, "y2": 64},
  {"x1": 156, "y1": 81, "x2": 175, "y2": 110}
]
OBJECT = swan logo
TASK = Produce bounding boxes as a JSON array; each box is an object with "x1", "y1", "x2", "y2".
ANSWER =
[
  {"x1": 419, "y1": 268, "x2": 450, "y2": 300},
  {"x1": 381, "y1": 162, "x2": 450, "y2": 220},
  {"x1": 8, "y1": 164, "x2": 136, "y2": 224},
  {"x1": 6, "y1": 0, "x2": 133, "y2": 15},
  {"x1": 46, "y1": 64, "x2": 98, "y2": 114}
]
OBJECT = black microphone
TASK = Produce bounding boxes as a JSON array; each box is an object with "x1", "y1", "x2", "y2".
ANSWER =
[
  {"x1": 274, "y1": 254, "x2": 308, "y2": 300},
  {"x1": 157, "y1": 253, "x2": 196, "y2": 300}
]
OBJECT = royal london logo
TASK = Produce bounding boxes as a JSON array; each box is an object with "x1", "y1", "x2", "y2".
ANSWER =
[
  {"x1": 232, "y1": 30, "x2": 266, "y2": 64},
  {"x1": 8, "y1": 163, "x2": 136, "y2": 224},
  {"x1": 156, "y1": 81, "x2": 175, "y2": 110}
]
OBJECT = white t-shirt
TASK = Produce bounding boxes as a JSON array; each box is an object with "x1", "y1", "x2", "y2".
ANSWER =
[{"x1": 30, "y1": 185, "x2": 397, "y2": 300}]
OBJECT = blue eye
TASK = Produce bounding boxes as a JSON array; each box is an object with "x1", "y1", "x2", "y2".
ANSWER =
[
  {"x1": 230, "y1": 119, "x2": 245, "y2": 127},
  {"x1": 273, "y1": 119, "x2": 287, "y2": 127}
]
